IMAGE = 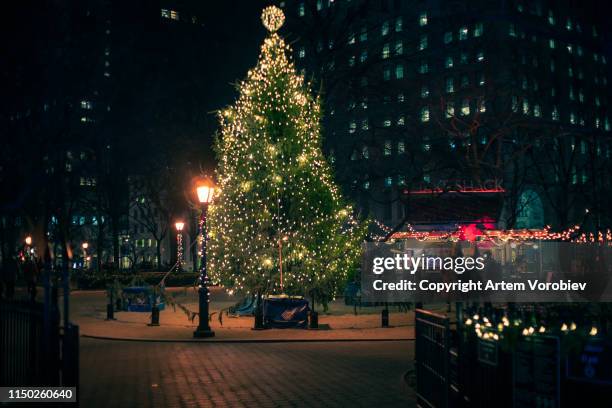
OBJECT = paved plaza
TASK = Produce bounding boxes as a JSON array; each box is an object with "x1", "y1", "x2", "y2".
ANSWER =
[{"x1": 80, "y1": 338, "x2": 415, "y2": 408}]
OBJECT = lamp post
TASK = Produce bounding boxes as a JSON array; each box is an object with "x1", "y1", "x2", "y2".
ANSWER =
[
  {"x1": 82, "y1": 242, "x2": 89, "y2": 269},
  {"x1": 193, "y1": 178, "x2": 215, "y2": 338},
  {"x1": 175, "y1": 221, "x2": 184, "y2": 272}
]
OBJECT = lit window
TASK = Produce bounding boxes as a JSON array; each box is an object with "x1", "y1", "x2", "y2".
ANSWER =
[
  {"x1": 299, "y1": 47, "x2": 306, "y2": 58},
  {"x1": 360, "y1": 50, "x2": 368, "y2": 63},
  {"x1": 445, "y1": 56, "x2": 453, "y2": 68},
  {"x1": 361, "y1": 119, "x2": 369, "y2": 130},
  {"x1": 459, "y1": 27, "x2": 468, "y2": 40},
  {"x1": 397, "y1": 93, "x2": 404, "y2": 103},
  {"x1": 348, "y1": 56, "x2": 355, "y2": 66},
  {"x1": 567, "y1": 44, "x2": 573, "y2": 54},
  {"x1": 478, "y1": 73, "x2": 485, "y2": 86},
  {"x1": 569, "y1": 87, "x2": 575, "y2": 100},
  {"x1": 397, "y1": 141, "x2": 405, "y2": 154},
  {"x1": 362, "y1": 146, "x2": 369, "y2": 159},
  {"x1": 512, "y1": 96, "x2": 519, "y2": 112},
  {"x1": 446, "y1": 78, "x2": 454, "y2": 93},
  {"x1": 298, "y1": 3, "x2": 305, "y2": 16},
  {"x1": 421, "y1": 85, "x2": 429, "y2": 98},
  {"x1": 577, "y1": 46, "x2": 583, "y2": 57},
  {"x1": 397, "y1": 115, "x2": 405, "y2": 126},
  {"x1": 570, "y1": 112, "x2": 576, "y2": 124},
  {"x1": 349, "y1": 121, "x2": 356, "y2": 133},
  {"x1": 461, "y1": 75, "x2": 469, "y2": 88},
  {"x1": 478, "y1": 99, "x2": 486, "y2": 113},
  {"x1": 533, "y1": 104, "x2": 541, "y2": 117},
  {"x1": 550, "y1": 59, "x2": 555, "y2": 72},
  {"x1": 595, "y1": 96, "x2": 601, "y2": 107},
  {"x1": 316, "y1": 0, "x2": 322, "y2": 11},
  {"x1": 552, "y1": 106, "x2": 559, "y2": 121},
  {"x1": 382, "y1": 43, "x2": 390, "y2": 59},
  {"x1": 419, "y1": 35, "x2": 428, "y2": 51},
  {"x1": 395, "y1": 64, "x2": 404, "y2": 79},
  {"x1": 461, "y1": 99, "x2": 470, "y2": 115},
  {"x1": 385, "y1": 177, "x2": 393, "y2": 187},
  {"x1": 566, "y1": 18, "x2": 572, "y2": 31},
  {"x1": 161, "y1": 9, "x2": 170, "y2": 18},
  {"x1": 396, "y1": 17, "x2": 403, "y2": 32},
  {"x1": 360, "y1": 26, "x2": 368, "y2": 41},
  {"x1": 348, "y1": 33, "x2": 356, "y2": 44},
  {"x1": 548, "y1": 10, "x2": 555, "y2": 25},
  {"x1": 419, "y1": 61, "x2": 429, "y2": 74},
  {"x1": 383, "y1": 119, "x2": 391, "y2": 127},
  {"x1": 170, "y1": 10, "x2": 179, "y2": 20},
  {"x1": 384, "y1": 140, "x2": 392, "y2": 155},
  {"x1": 579, "y1": 90, "x2": 584, "y2": 103},
  {"x1": 522, "y1": 99, "x2": 529, "y2": 115},
  {"x1": 444, "y1": 32, "x2": 453, "y2": 44},
  {"x1": 397, "y1": 175, "x2": 406, "y2": 185},
  {"x1": 80, "y1": 100, "x2": 92, "y2": 109},
  {"x1": 474, "y1": 22, "x2": 483, "y2": 37},
  {"x1": 460, "y1": 53, "x2": 468, "y2": 64},
  {"x1": 383, "y1": 67, "x2": 391, "y2": 81},
  {"x1": 363, "y1": 181, "x2": 370, "y2": 190},
  {"x1": 509, "y1": 24, "x2": 517, "y2": 37},
  {"x1": 421, "y1": 106, "x2": 430, "y2": 122},
  {"x1": 382, "y1": 20, "x2": 389, "y2": 36},
  {"x1": 419, "y1": 12, "x2": 427, "y2": 26},
  {"x1": 445, "y1": 102, "x2": 455, "y2": 118},
  {"x1": 476, "y1": 51, "x2": 484, "y2": 62},
  {"x1": 395, "y1": 41, "x2": 403, "y2": 55}
]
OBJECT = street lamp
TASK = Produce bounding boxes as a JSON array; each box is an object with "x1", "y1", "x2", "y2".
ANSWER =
[
  {"x1": 175, "y1": 221, "x2": 185, "y2": 272},
  {"x1": 82, "y1": 242, "x2": 89, "y2": 269},
  {"x1": 193, "y1": 178, "x2": 215, "y2": 338},
  {"x1": 25, "y1": 236, "x2": 32, "y2": 246}
]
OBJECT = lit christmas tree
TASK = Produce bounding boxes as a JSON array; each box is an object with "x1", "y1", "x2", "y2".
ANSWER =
[{"x1": 208, "y1": 6, "x2": 366, "y2": 307}]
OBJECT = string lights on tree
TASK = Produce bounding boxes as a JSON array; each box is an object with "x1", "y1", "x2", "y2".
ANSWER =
[{"x1": 207, "y1": 6, "x2": 366, "y2": 305}]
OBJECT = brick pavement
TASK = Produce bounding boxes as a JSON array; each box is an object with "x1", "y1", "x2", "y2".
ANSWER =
[{"x1": 80, "y1": 338, "x2": 415, "y2": 408}]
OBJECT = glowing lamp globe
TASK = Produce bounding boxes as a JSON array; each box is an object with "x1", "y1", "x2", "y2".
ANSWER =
[
  {"x1": 25, "y1": 236, "x2": 32, "y2": 246},
  {"x1": 82, "y1": 242, "x2": 89, "y2": 250},
  {"x1": 196, "y1": 179, "x2": 215, "y2": 204},
  {"x1": 175, "y1": 221, "x2": 185, "y2": 231}
]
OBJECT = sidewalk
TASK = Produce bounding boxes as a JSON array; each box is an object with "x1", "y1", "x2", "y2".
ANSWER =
[{"x1": 69, "y1": 287, "x2": 418, "y2": 342}]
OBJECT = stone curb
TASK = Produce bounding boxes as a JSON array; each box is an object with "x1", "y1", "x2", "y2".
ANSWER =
[{"x1": 82, "y1": 334, "x2": 416, "y2": 344}]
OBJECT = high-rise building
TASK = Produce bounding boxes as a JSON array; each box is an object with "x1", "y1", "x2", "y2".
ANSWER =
[{"x1": 281, "y1": 0, "x2": 612, "y2": 232}]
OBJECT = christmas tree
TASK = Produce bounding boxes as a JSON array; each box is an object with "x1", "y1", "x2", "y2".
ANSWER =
[{"x1": 208, "y1": 6, "x2": 366, "y2": 307}]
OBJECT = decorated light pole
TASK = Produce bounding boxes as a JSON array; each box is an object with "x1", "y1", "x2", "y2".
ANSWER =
[
  {"x1": 175, "y1": 221, "x2": 184, "y2": 272},
  {"x1": 193, "y1": 178, "x2": 215, "y2": 338}
]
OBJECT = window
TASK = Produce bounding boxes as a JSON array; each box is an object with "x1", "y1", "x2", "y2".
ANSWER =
[
  {"x1": 446, "y1": 78, "x2": 454, "y2": 93},
  {"x1": 445, "y1": 102, "x2": 455, "y2": 118},
  {"x1": 363, "y1": 180, "x2": 370, "y2": 190},
  {"x1": 478, "y1": 73, "x2": 485, "y2": 86},
  {"x1": 316, "y1": 0, "x2": 322, "y2": 11},
  {"x1": 552, "y1": 106, "x2": 559, "y2": 121},
  {"x1": 360, "y1": 26, "x2": 368, "y2": 41},
  {"x1": 396, "y1": 17, "x2": 403, "y2": 32},
  {"x1": 509, "y1": 24, "x2": 517, "y2": 37},
  {"x1": 567, "y1": 44, "x2": 573, "y2": 54},
  {"x1": 397, "y1": 93, "x2": 404, "y2": 103},
  {"x1": 382, "y1": 20, "x2": 389, "y2": 36},
  {"x1": 577, "y1": 46, "x2": 583, "y2": 57},
  {"x1": 459, "y1": 27, "x2": 468, "y2": 40},
  {"x1": 360, "y1": 50, "x2": 368, "y2": 63},
  {"x1": 579, "y1": 90, "x2": 584, "y2": 103},
  {"x1": 348, "y1": 32, "x2": 356, "y2": 44},
  {"x1": 398, "y1": 141, "x2": 405, "y2": 154},
  {"x1": 421, "y1": 85, "x2": 429, "y2": 98},
  {"x1": 461, "y1": 99, "x2": 470, "y2": 115},
  {"x1": 419, "y1": 60, "x2": 429, "y2": 74},
  {"x1": 349, "y1": 121, "x2": 356, "y2": 133},
  {"x1": 383, "y1": 119, "x2": 392, "y2": 127},
  {"x1": 444, "y1": 32, "x2": 453, "y2": 44},
  {"x1": 395, "y1": 41, "x2": 403, "y2": 55},
  {"x1": 382, "y1": 43, "x2": 390, "y2": 59},
  {"x1": 395, "y1": 64, "x2": 404, "y2": 79},
  {"x1": 170, "y1": 10, "x2": 179, "y2": 20},
  {"x1": 397, "y1": 175, "x2": 406, "y2": 185},
  {"x1": 80, "y1": 100, "x2": 92, "y2": 110},
  {"x1": 383, "y1": 66, "x2": 391, "y2": 80},
  {"x1": 298, "y1": 47, "x2": 306, "y2": 58},
  {"x1": 161, "y1": 9, "x2": 170, "y2": 18},
  {"x1": 474, "y1": 22, "x2": 483, "y2": 37},
  {"x1": 512, "y1": 96, "x2": 519, "y2": 112},
  {"x1": 570, "y1": 112, "x2": 576, "y2": 124},
  {"x1": 478, "y1": 99, "x2": 486, "y2": 113},
  {"x1": 445, "y1": 56, "x2": 453, "y2": 68},
  {"x1": 362, "y1": 146, "x2": 369, "y2": 159},
  {"x1": 298, "y1": 2, "x2": 305, "y2": 16},
  {"x1": 569, "y1": 87, "x2": 575, "y2": 100},
  {"x1": 384, "y1": 140, "x2": 392, "y2": 155},
  {"x1": 419, "y1": 35, "x2": 428, "y2": 51},
  {"x1": 460, "y1": 53, "x2": 468, "y2": 64},
  {"x1": 566, "y1": 18, "x2": 572, "y2": 31},
  {"x1": 549, "y1": 39, "x2": 555, "y2": 49},
  {"x1": 550, "y1": 59, "x2": 555, "y2": 72},
  {"x1": 522, "y1": 99, "x2": 529, "y2": 115},
  {"x1": 348, "y1": 56, "x2": 355, "y2": 66},
  {"x1": 421, "y1": 106, "x2": 430, "y2": 122},
  {"x1": 533, "y1": 104, "x2": 541, "y2": 117},
  {"x1": 548, "y1": 10, "x2": 555, "y2": 25},
  {"x1": 476, "y1": 51, "x2": 484, "y2": 62},
  {"x1": 397, "y1": 115, "x2": 405, "y2": 126},
  {"x1": 384, "y1": 177, "x2": 393, "y2": 187},
  {"x1": 461, "y1": 75, "x2": 469, "y2": 88},
  {"x1": 419, "y1": 12, "x2": 428, "y2": 26},
  {"x1": 361, "y1": 119, "x2": 369, "y2": 130}
]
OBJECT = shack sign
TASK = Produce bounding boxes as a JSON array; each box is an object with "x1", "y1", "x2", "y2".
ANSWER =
[{"x1": 566, "y1": 339, "x2": 612, "y2": 385}]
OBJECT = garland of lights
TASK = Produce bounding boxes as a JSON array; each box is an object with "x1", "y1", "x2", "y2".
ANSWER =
[{"x1": 208, "y1": 6, "x2": 366, "y2": 301}]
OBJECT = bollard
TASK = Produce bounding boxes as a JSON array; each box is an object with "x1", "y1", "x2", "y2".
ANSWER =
[
  {"x1": 106, "y1": 303, "x2": 115, "y2": 320},
  {"x1": 382, "y1": 308, "x2": 389, "y2": 327},
  {"x1": 309, "y1": 311, "x2": 319, "y2": 329},
  {"x1": 149, "y1": 305, "x2": 160, "y2": 326}
]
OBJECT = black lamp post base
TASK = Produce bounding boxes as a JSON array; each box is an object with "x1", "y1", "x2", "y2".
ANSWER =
[{"x1": 193, "y1": 328, "x2": 215, "y2": 338}]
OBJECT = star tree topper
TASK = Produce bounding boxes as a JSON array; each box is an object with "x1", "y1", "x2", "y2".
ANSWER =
[{"x1": 261, "y1": 5, "x2": 285, "y2": 33}]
